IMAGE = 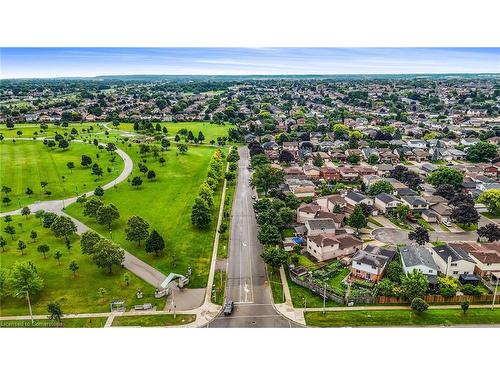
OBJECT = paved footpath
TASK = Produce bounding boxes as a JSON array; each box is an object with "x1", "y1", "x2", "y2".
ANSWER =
[{"x1": 0, "y1": 137, "x2": 165, "y2": 287}]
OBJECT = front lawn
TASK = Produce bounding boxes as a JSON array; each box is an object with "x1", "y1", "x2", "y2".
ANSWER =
[
  {"x1": 66, "y1": 143, "x2": 225, "y2": 288},
  {"x1": 111, "y1": 313, "x2": 196, "y2": 327},
  {"x1": 305, "y1": 307, "x2": 500, "y2": 327},
  {"x1": 286, "y1": 270, "x2": 342, "y2": 308},
  {"x1": 0, "y1": 215, "x2": 158, "y2": 316},
  {"x1": 456, "y1": 223, "x2": 478, "y2": 231},
  {"x1": 268, "y1": 267, "x2": 284, "y2": 304},
  {"x1": 482, "y1": 212, "x2": 500, "y2": 220}
]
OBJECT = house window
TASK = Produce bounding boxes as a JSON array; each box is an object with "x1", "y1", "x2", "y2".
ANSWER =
[
  {"x1": 453, "y1": 271, "x2": 459, "y2": 275},
  {"x1": 451, "y1": 263, "x2": 457, "y2": 267},
  {"x1": 356, "y1": 270, "x2": 360, "y2": 274},
  {"x1": 356, "y1": 262, "x2": 361, "y2": 265}
]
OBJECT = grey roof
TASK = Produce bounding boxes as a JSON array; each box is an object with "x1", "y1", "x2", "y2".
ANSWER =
[
  {"x1": 306, "y1": 218, "x2": 337, "y2": 231},
  {"x1": 400, "y1": 245, "x2": 438, "y2": 270},
  {"x1": 352, "y1": 245, "x2": 396, "y2": 269},
  {"x1": 402, "y1": 195, "x2": 428, "y2": 206},
  {"x1": 345, "y1": 191, "x2": 368, "y2": 203},
  {"x1": 432, "y1": 244, "x2": 475, "y2": 263},
  {"x1": 376, "y1": 192, "x2": 399, "y2": 204},
  {"x1": 397, "y1": 188, "x2": 418, "y2": 196}
]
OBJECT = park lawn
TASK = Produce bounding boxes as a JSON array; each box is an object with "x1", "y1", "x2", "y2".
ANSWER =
[
  {"x1": 111, "y1": 314, "x2": 196, "y2": 327},
  {"x1": 217, "y1": 177, "x2": 236, "y2": 259},
  {"x1": 116, "y1": 121, "x2": 234, "y2": 144},
  {"x1": 0, "y1": 317, "x2": 107, "y2": 328},
  {"x1": 65, "y1": 143, "x2": 225, "y2": 288},
  {"x1": 305, "y1": 307, "x2": 500, "y2": 327},
  {"x1": 0, "y1": 140, "x2": 124, "y2": 212},
  {"x1": 0, "y1": 215, "x2": 158, "y2": 317},
  {"x1": 0, "y1": 123, "x2": 105, "y2": 139}
]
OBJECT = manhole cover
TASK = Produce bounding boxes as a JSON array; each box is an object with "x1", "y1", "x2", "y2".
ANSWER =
[{"x1": 251, "y1": 321, "x2": 256, "y2": 325}]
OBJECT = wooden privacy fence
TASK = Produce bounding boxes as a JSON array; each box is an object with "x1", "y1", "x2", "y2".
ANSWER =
[{"x1": 350, "y1": 294, "x2": 497, "y2": 305}]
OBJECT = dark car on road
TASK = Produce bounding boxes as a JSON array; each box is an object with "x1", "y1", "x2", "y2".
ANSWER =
[{"x1": 223, "y1": 301, "x2": 234, "y2": 315}]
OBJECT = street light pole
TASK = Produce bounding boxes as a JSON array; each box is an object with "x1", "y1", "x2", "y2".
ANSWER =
[{"x1": 492, "y1": 278, "x2": 499, "y2": 310}]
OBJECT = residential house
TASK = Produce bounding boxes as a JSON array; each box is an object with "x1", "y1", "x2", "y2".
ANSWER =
[
  {"x1": 400, "y1": 245, "x2": 439, "y2": 286},
  {"x1": 401, "y1": 196, "x2": 429, "y2": 211},
  {"x1": 344, "y1": 191, "x2": 374, "y2": 207},
  {"x1": 350, "y1": 245, "x2": 396, "y2": 283},
  {"x1": 430, "y1": 244, "x2": 476, "y2": 278},
  {"x1": 307, "y1": 232, "x2": 363, "y2": 262},
  {"x1": 374, "y1": 193, "x2": 401, "y2": 214},
  {"x1": 449, "y1": 242, "x2": 500, "y2": 278}
]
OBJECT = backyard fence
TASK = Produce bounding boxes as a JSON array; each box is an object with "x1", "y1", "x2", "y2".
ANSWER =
[
  {"x1": 348, "y1": 294, "x2": 497, "y2": 305},
  {"x1": 290, "y1": 274, "x2": 345, "y2": 304}
]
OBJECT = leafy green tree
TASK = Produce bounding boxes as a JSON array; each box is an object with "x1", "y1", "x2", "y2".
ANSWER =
[
  {"x1": 477, "y1": 223, "x2": 500, "y2": 242},
  {"x1": 30, "y1": 230, "x2": 37, "y2": 242},
  {"x1": 410, "y1": 297, "x2": 429, "y2": 312},
  {"x1": 198, "y1": 183, "x2": 214, "y2": 208},
  {"x1": 68, "y1": 260, "x2": 79, "y2": 278},
  {"x1": 386, "y1": 260, "x2": 403, "y2": 284},
  {"x1": 91, "y1": 238, "x2": 125, "y2": 274},
  {"x1": 438, "y1": 276, "x2": 459, "y2": 298},
  {"x1": 257, "y1": 224, "x2": 282, "y2": 245},
  {"x1": 0, "y1": 268, "x2": 7, "y2": 297},
  {"x1": 66, "y1": 161, "x2": 75, "y2": 173},
  {"x1": 80, "y1": 230, "x2": 101, "y2": 254},
  {"x1": 17, "y1": 240, "x2": 27, "y2": 255},
  {"x1": 4, "y1": 224, "x2": 16, "y2": 240},
  {"x1": 83, "y1": 197, "x2": 103, "y2": 218},
  {"x1": 94, "y1": 186, "x2": 104, "y2": 197},
  {"x1": 250, "y1": 154, "x2": 269, "y2": 168},
  {"x1": 367, "y1": 154, "x2": 380, "y2": 165},
  {"x1": 347, "y1": 205, "x2": 367, "y2": 234},
  {"x1": 123, "y1": 272, "x2": 131, "y2": 286},
  {"x1": 51, "y1": 216, "x2": 77, "y2": 243},
  {"x1": 177, "y1": 143, "x2": 188, "y2": 154},
  {"x1": 477, "y1": 189, "x2": 500, "y2": 216},
  {"x1": 408, "y1": 227, "x2": 430, "y2": 246},
  {"x1": 261, "y1": 246, "x2": 288, "y2": 271},
  {"x1": 145, "y1": 230, "x2": 165, "y2": 256},
  {"x1": 465, "y1": 141, "x2": 498, "y2": 162},
  {"x1": 96, "y1": 204, "x2": 120, "y2": 230},
  {"x1": 81, "y1": 154, "x2": 92, "y2": 167},
  {"x1": 374, "y1": 279, "x2": 396, "y2": 297},
  {"x1": 427, "y1": 167, "x2": 464, "y2": 188},
  {"x1": 125, "y1": 216, "x2": 150, "y2": 246},
  {"x1": 401, "y1": 269, "x2": 428, "y2": 301},
  {"x1": 191, "y1": 197, "x2": 212, "y2": 229},
  {"x1": 37, "y1": 244, "x2": 50, "y2": 259},
  {"x1": 7, "y1": 261, "x2": 44, "y2": 299},
  {"x1": 347, "y1": 154, "x2": 360, "y2": 164},
  {"x1": 47, "y1": 301, "x2": 63, "y2": 322},
  {"x1": 393, "y1": 204, "x2": 410, "y2": 221},
  {"x1": 54, "y1": 250, "x2": 63, "y2": 266},
  {"x1": 42, "y1": 212, "x2": 57, "y2": 228},
  {"x1": 367, "y1": 180, "x2": 394, "y2": 196},
  {"x1": 0, "y1": 236, "x2": 6, "y2": 252},
  {"x1": 21, "y1": 206, "x2": 31, "y2": 218},
  {"x1": 131, "y1": 176, "x2": 143, "y2": 189},
  {"x1": 451, "y1": 203, "x2": 479, "y2": 226},
  {"x1": 251, "y1": 165, "x2": 284, "y2": 196},
  {"x1": 312, "y1": 153, "x2": 324, "y2": 167}
]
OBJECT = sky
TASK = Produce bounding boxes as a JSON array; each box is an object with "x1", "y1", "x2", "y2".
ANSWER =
[{"x1": 1, "y1": 48, "x2": 499, "y2": 79}]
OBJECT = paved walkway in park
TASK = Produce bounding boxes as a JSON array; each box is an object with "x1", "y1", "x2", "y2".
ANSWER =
[{"x1": 0, "y1": 137, "x2": 166, "y2": 287}]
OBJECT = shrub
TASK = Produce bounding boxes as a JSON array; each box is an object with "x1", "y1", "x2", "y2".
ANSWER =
[{"x1": 411, "y1": 297, "x2": 429, "y2": 312}]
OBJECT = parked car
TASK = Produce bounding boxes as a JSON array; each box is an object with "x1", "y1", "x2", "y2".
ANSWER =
[
  {"x1": 223, "y1": 301, "x2": 234, "y2": 315},
  {"x1": 442, "y1": 219, "x2": 452, "y2": 227}
]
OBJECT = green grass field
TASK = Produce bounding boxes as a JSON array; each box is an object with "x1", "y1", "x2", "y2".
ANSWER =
[
  {"x1": 65, "y1": 143, "x2": 225, "y2": 288},
  {"x1": 0, "y1": 140, "x2": 124, "y2": 211},
  {"x1": 111, "y1": 314, "x2": 196, "y2": 327},
  {"x1": 305, "y1": 307, "x2": 500, "y2": 327},
  {"x1": 0, "y1": 215, "x2": 158, "y2": 316},
  {"x1": 0, "y1": 317, "x2": 107, "y2": 328},
  {"x1": 115, "y1": 121, "x2": 234, "y2": 143},
  {"x1": 0, "y1": 123, "x2": 106, "y2": 139}
]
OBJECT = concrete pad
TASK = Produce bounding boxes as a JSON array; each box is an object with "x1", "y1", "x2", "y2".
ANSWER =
[{"x1": 164, "y1": 287, "x2": 205, "y2": 311}]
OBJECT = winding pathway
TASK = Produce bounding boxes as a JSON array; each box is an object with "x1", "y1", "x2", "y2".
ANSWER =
[{"x1": 0, "y1": 137, "x2": 167, "y2": 287}]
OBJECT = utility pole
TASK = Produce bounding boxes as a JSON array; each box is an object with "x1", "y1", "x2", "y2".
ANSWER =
[
  {"x1": 492, "y1": 278, "x2": 499, "y2": 310},
  {"x1": 26, "y1": 291, "x2": 34, "y2": 325},
  {"x1": 323, "y1": 281, "x2": 327, "y2": 314}
]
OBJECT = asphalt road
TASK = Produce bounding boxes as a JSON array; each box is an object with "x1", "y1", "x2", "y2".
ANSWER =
[
  {"x1": 373, "y1": 227, "x2": 478, "y2": 244},
  {"x1": 208, "y1": 147, "x2": 299, "y2": 328}
]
